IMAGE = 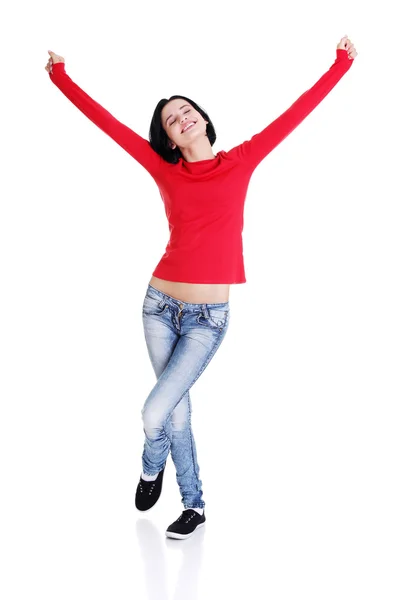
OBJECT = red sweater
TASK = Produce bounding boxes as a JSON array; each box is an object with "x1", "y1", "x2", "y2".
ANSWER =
[{"x1": 49, "y1": 49, "x2": 353, "y2": 284}]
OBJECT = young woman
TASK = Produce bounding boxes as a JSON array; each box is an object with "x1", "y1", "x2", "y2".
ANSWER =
[{"x1": 45, "y1": 35, "x2": 357, "y2": 540}]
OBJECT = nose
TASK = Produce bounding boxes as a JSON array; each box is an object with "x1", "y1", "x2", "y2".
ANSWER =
[{"x1": 180, "y1": 116, "x2": 192, "y2": 132}]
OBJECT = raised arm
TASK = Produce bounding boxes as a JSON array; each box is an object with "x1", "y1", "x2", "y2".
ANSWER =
[
  {"x1": 229, "y1": 38, "x2": 356, "y2": 172},
  {"x1": 47, "y1": 58, "x2": 163, "y2": 180}
]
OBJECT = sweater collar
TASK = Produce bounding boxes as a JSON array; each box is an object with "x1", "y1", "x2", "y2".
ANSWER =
[{"x1": 179, "y1": 151, "x2": 223, "y2": 175}]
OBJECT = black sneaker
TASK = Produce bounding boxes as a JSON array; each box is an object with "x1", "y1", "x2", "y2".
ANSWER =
[
  {"x1": 165, "y1": 509, "x2": 206, "y2": 540},
  {"x1": 135, "y1": 467, "x2": 165, "y2": 512}
]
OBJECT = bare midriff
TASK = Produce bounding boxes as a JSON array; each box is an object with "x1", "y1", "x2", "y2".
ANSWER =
[{"x1": 149, "y1": 276, "x2": 230, "y2": 304}]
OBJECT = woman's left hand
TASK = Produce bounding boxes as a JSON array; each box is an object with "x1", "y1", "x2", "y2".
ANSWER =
[{"x1": 337, "y1": 35, "x2": 358, "y2": 60}]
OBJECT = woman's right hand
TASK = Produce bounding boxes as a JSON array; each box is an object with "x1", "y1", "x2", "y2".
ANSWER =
[{"x1": 44, "y1": 50, "x2": 65, "y2": 74}]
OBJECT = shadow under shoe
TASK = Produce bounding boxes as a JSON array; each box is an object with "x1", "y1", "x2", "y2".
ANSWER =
[{"x1": 135, "y1": 466, "x2": 165, "y2": 512}]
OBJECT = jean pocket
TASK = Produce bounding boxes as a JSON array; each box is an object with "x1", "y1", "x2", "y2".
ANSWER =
[
  {"x1": 142, "y1": 295, "x2": 168, "y2": 317},
  {"x1": 197, "y1": 307, "x2": 229, "y2": 330}
]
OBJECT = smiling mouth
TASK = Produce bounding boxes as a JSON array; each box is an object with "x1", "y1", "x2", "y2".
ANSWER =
[{"x1": 181, "y1": 122, "x2": 196, "y2": 133}]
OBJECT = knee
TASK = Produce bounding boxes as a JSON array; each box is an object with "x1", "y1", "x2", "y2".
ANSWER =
[
  {"x1": 169, "y1": 395, "x2": 190, "y2": 433},
  {"x1": 142, "y1": 406, "x2": 165, "y2": 432},
  {"x1": 170, "y1": 418, "x2": 188, "y2": 432}
]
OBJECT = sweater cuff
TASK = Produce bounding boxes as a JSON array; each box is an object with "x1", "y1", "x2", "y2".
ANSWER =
[
  {"x1": 49, "y1": 61, "x2": 66, "y2": 76},
  {"x1": 336, "y1": 48, "x2": 352, "y2": 62}
]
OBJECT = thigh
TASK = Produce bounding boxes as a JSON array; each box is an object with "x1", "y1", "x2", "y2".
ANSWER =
[
  {"x1": 142, "y1": 291, "x2": 188, "y2": 429},
  {"x1": 142, "y1": 294, "x2": 179, "y2": 379},
  {"x1": 141, "y1": 310, "x2": 230, "y2": 422}
]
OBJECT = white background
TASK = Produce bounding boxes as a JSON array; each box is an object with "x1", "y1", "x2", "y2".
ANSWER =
[{"x1": 1, "y1": 1, "x2": 399, "y2": 598}]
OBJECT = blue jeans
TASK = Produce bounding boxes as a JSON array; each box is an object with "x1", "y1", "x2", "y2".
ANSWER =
[{"x1": 140, "y1": 284, "x2": 230, "y2": 509}]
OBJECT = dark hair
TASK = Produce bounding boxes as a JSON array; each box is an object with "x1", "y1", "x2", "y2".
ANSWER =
[{"x1": 149, "y1": 95, "x2": 217, "y2": 164}]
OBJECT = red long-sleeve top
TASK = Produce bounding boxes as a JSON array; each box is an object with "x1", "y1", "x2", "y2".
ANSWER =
[{"x1": 49, "y1": 49, "x2": 353, "y2": 284}]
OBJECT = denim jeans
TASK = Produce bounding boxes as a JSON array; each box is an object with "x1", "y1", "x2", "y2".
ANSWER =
[{"x1": 140, "y1": 283, "x2": 230, "y2": 509}]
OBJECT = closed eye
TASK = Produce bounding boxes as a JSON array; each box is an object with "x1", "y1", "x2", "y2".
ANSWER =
[{"x1": 170, "y1": 109, "x2": 190, "y2": 126}]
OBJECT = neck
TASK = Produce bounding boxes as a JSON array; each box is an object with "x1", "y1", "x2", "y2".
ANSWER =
[{"x1": 180, "y1": 137, "x2": 216, "y2": 163}]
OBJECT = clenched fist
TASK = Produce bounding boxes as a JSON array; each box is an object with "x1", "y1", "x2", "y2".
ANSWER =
[
  {"x1": 44, "y1": 50, "x2": 65, "y2": 74},
  {"x1": 337, "y1": 36, "x2": 358, "y2": 59}
]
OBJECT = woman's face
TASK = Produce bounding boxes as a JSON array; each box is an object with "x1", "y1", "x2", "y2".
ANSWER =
[{"x1": 161, "y1": 98, "x2": 208, "y2": 150}]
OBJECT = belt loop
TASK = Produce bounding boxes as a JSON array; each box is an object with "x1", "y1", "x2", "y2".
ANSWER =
[{"x1": 202, "y1": 303, "x2": 209, "y2": 319}]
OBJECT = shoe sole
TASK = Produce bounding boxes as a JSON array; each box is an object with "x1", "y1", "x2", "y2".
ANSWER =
[
  {"x1": 165, "y1": 522, "x2": 205, "y2": 540},
  {"x1": 135, "y1": 471, "x2": 165, "y2": 512}
]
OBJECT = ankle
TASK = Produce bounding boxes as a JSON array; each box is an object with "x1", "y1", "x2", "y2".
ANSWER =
[
  {"x1": 141, "y1": 471, "x2": 158, "y2": 481},
  {"x1": 190, "y1": 507, "x2": 204, "y2": 515}
]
